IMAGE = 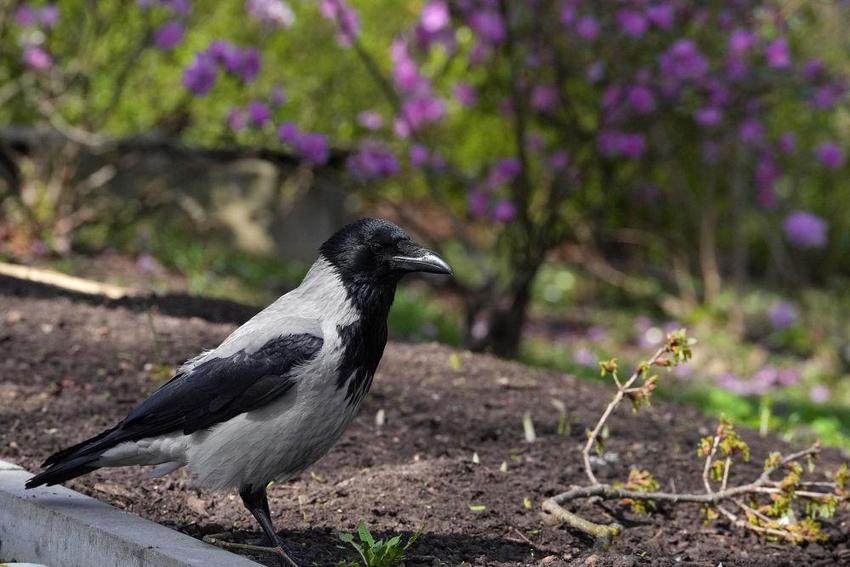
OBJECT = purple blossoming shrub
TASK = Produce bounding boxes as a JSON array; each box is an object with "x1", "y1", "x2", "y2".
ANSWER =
[
  {"x1": 7, "y1": 0, "x2": 850, "y2": 353},
  {"x1": 301, "y1": 1, "x2": 848, "y2": 303}
]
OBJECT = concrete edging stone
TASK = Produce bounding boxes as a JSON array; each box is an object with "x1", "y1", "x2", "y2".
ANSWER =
[{"x1": 0, "y1": 460, "x2": 261, "y2": 567}]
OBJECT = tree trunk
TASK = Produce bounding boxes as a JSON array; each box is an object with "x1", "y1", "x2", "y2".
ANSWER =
[
  {"x1": 699, "y1": 193, "x2": 722, "y2": 304},
  {"x1": 466, "y1": 258, "x2": 543, "y2": 358}
]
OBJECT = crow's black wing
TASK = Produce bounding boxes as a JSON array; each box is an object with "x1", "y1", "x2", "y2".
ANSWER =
[
  {"x1": 39, "y1": 333, "x2": 323, "y2": 472},
  {"x1": 122, "y1": 332, "x2": 324, "y2": 437}
]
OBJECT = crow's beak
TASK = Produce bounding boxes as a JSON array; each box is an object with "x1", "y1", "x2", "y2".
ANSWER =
[{"x1": 391, "y1": 243, "x2": 453, "y2": 275}]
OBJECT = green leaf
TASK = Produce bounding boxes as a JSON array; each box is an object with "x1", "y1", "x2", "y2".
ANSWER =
[
  {"x1": 386, "y1": 535, "x2": 402, "y2": 548},
  {"x1": 469, "y1": 504, "x2": 486, "y2": 512},
  {"x1": 357, "y1": 520, "x2": 376, "y2": 548}
]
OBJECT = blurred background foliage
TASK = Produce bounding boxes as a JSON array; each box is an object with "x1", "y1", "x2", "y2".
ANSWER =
[{"x1": 2, "y1": 0, "x2": 850, "y2": 448}]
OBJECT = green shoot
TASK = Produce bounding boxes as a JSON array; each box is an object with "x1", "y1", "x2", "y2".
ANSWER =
[{"x1": 338, "y1": 521, "x2": 424, "y2": 567}]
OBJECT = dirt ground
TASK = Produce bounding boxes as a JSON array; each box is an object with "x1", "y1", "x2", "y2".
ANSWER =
[{"x1": 1, "y1": 274, "x2": 849, "y2": 566}]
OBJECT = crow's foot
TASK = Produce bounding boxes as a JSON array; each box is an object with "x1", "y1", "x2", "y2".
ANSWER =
[{"x1": 202, "y1": 532, "x2": 300, "y2": 567}]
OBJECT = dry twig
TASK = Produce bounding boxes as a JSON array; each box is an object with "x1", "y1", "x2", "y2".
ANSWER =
[{"x1": 542, "y1": 331, "x2": 848, "y2": 548}]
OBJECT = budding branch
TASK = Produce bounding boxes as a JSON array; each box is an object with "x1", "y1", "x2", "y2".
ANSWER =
[{"x1": 542, "y1": 333, "x2": 846, "y2": 547}]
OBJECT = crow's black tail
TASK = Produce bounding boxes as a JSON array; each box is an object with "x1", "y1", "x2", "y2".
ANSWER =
[{"x1": 25, "y1": 426, "x2": 119, "y2": 489}]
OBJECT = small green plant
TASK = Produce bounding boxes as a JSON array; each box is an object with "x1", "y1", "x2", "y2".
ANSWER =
[{"x1": 338, "y1": 521, "x2": 424, "y2": 567}]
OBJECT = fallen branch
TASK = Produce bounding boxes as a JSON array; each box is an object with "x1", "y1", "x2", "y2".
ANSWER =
[
  {"x1": 542, "y1": 330, "x2": 849, "y2": 548},
  {"x1": 0, "y1": 261, "x2": 137, "y2": 299}
]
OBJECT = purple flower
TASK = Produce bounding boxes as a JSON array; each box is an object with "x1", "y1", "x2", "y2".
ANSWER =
[
  {"x1": 659, "y1": 39, "x2": 708, "y2": 81},
  {"x1": 163, "y1": 0, "x2": 192, "y2": 16},
  {"x1": 357, "y1": 110, "x2": 384, "y2": 130},
  {"x1": 809, "y1": 384, "x2": 830, "y2": 404},
  {"x1": 769, "y1": 301, "x2": 798, "y2": 330},
  {"x1": 626, "y1": 85, "x2": 655, "y2": 114},
  {"x1": 39, "y1": 4, "x2": 59, "y2": 28},
  {"x1": 468, "y1": 190, "x2": 489, "y2": 218},
  {"x1": 815, "y1": 142, "x2": 845, "y2": 169},
  {"x1": 22, "y1": 45, "x2": 52, "y2": 71},
  {"x1": 549, "y1": 150, "x2": 569, "y2": 171},
  {"x1": 393, "y1": 117, "x2": 411, "y2": 139},
  {"x1": 705, "y1": 78, "x2": 731, "y2": 106},
  {"x1": 320, "y1": 0, "x2": 360, "y2": 45},
  {"x1": 728, "y1": 29, "x2": 756, "y2": 56},
  {"x1": 247, "y1": 101, "x2": 271, "y2": 127},
  {"x1": 573, "y1": 347, "x2": 597, "y2": 368},
  {"x1": 765, "y1": 37, "x2": 791, "y2": 69},
  {"x1": 14, "y1": 5, "x2": 38, "y2": 26},
  {"x1": 393, "y1": 60, "x2": 423, "y2": 94},
  {"x1": 270, "y1": 85, "x2": 286, "y2": 107},
  {"x1": 420, "y1": 1, "x2": 449, "y2": 33},
  {"x1": 182, "y1": 52, "x2": 218, "y2": 95},
  {"x1": 207, "y1": 40, "x2": 238, "y2": 68},
  {"x1": 277, "y1": 122, "x2": 299, "y2": 144},
  {"x1": 599, "y1": 131, "x2": 645, "y2": 159},
  {"x1": 647, "y1": 4, "x2": 674, "y2": 30},
  {"x1": 725, "y1": 58, "x2": 749, "y2": 81},
  {"x1": 245, "y1": 0, "x2": 295, "y2": 28},
  {"x1": 783, "y1": 211, "x2": 828, "y2": 249},
  {"x1": 620, "y1": 134, "x2": 646, "y2": 159},
  {"x1": 453, "y1": 82, "x2": 477, "y2": 106},
  {"x1": 391, "y1": 40, "x2": 428, "y2": 95},
  {"x1": 410, "y1": 144, "x2": 429, "y2": 167},
  {"x1": 489, "y1": 158, "x2": 521, "y2": 186},
  {"x1": 694, "y1": 106, "x2": 722, "y2": 127},
  {"x1": 154, "y1": 21, "x2": 185, "y2": 50},
  {"x1": 778, "y1": 132, "x2": 796, "y2": 155},
  {"x1": 777, "y1": 368, "x2": 801, "y2": 387},
  {"x1": 587, "y1": 60, "x2": 605, "y2": 82},
  {"x1": 616, "y1": 9, "x2": 647, "y2": 38},
  {"x1": 347, "y1": 145, "x2": 400, "y2": 180},
  {"x1": 401, "y1": 96, "x2": 445, "y2": 131},
  {"x1": 597, "y1": 131, "x2": 621, "y2": 156},
  {"x1": 575, "y1": 16, "x2": 599, "y2": 40},
  {"x1": 811, "y1": 85, "x2": 840, "y2": 111},
  {"x1": 296, "y1": 132, "x2": 330, "y2": 164},
  {"x1": 716, "y1": 373, "x2": 749, "y2": 395},
  {"x1": 468, "y1": 10, "x2": 506, "y2": 45},
  {"x1": 209, "y1": 42, "x2": 259, "y2": 81},
  {"x1": 560, "y1": 3, "x2": 576, "y2": 27},
  {"x1": 531, "y1": 85, "x2": 558, "y2": 112},
  {"x1": 738, "y1": 118, "x2": 764, "y2": 145},
  {"x1": 803, "y1": 58, "x2": 825, "y2": 81},
  {"x1": 491, "y1": 199, "x2": 517, "y2": 223},
  {"x1": 237, "y1": 47, "x2": 261, "y2": 82},
  {"x1": 226, "y1": 107, "x2": 248, "y2": 132}
]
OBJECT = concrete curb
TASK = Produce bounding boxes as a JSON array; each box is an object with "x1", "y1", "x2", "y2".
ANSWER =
[{"x1": 0, "y1": 460, "x2": 262, "y2": 567}]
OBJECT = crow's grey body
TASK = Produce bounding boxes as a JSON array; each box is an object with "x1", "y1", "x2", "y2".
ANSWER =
[
  {"x1": 95, "y1": 258, "x2": 360, "y2": 490},
  {"x1": 26, "y1": 218, "x2": 452, "y2": 566}
]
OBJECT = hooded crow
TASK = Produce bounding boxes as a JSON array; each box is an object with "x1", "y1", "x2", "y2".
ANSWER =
[{"x1": 25, "y1": 218, "x2": 452, "y2": 566}]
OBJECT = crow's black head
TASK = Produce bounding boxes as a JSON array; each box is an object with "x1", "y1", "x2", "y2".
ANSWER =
[{"x1": 320, "y1": 218, "x2": 452, "y2": 288}]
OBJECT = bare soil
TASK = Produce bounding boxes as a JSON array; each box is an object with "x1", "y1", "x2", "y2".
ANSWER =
[{"x1": 1, "y1": 274, "x2": 848, "y2": 566}]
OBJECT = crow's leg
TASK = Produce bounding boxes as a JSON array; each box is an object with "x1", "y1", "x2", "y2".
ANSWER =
[{"x1": 239, "y1": 485, "x2": 299, "y2": 567}]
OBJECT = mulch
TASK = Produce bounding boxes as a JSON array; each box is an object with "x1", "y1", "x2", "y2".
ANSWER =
[{"x1": 1, "y1": 275, "x2": 848, "y2": 566}]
